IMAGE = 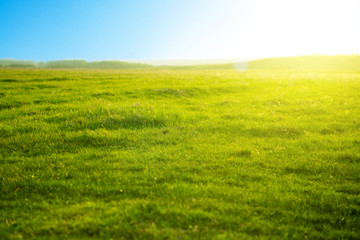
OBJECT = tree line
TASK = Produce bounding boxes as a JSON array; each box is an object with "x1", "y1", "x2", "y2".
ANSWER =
[{"x1": 0, "y1": 59, "x2": 153, "y2": 69}]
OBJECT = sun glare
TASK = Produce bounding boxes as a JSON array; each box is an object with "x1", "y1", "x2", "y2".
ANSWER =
[
  {"x1": 224, "y1": 0, "x2": 359, "y2": 59},
  {"x1": 0, "y1": 0, "x2": 358, "y2": 60}
]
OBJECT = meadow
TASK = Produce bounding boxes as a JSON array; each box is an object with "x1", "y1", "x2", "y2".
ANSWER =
[{"x1": 0, "y1": 68, "x2": 359, "y2": 239}]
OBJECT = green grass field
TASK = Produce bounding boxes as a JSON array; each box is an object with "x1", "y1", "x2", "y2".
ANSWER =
[{"x1": 1, "y1": 68, "x2": 360, "y2": 239}]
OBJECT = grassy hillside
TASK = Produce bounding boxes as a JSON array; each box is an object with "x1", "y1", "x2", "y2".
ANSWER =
[
  {"x1": 2, "y1": 55, "x2": 360, "y2": 71},
  {"x1": 168, "y1": 55, "x2": 360, "y2": 71},
  {"x1": 0, "y1": 69, "x2": 359, "y2": 239},
  {"x1": 248, "y1": 55, "x2": 360, "y2": 70}
]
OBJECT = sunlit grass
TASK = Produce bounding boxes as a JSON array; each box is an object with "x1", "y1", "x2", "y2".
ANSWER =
[{"x1": 0, "y1": 68, "x2": 359, "y2": 239}]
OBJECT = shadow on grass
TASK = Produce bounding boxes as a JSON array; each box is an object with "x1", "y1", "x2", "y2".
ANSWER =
[
  {"x1": 248, "y1": 127, "x2": 302, "y2": 138},
  {"x1": 337, "y1": 154, "x2": 360, "y2": 163},
  {"x1": 0, "y1": 79, "x2": 23, "y2": 83},
  {"x1": 0, "y1": 131, "x2": 133, "y2": 157},
  {"x1": 62, "y1": 115, "x2": 166, "y2": 131}
]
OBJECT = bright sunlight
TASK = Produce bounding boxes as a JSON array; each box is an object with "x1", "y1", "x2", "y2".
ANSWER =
[{"x1": 212, "y1": 0, "x2": 360, "y2": 59}]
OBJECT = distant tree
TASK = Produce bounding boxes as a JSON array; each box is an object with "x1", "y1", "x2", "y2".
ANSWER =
[
  {"x1": 37, "y1": 61, "x2": 46, "y2": 68},
  {"x1": 46, "y1": 60, "x2": 87, "y2": 68},
  {"x1": 8, "y1": 64, "x2": 35, "y2": 68},
  {"x1": 0, "y1": 59, "x2": 36, "y2": 67}
]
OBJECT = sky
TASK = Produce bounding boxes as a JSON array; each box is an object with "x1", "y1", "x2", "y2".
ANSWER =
[{"x1": 0, "y1": 0, "x2": 359, "y2": 61}]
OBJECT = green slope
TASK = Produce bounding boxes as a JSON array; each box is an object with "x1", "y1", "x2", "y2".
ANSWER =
[
  {"x1": 248, "y1": 55, "x2": 360, "y2": 70},
  {"x1": 1, "y1": 68, "x2": 359, "y2": 239},
  {"x1": 2, "y1": 55, "x2": 360, "y2": 70},
  {"x1": 167, "y1": 55, "x2": 360, "y2": 71}
]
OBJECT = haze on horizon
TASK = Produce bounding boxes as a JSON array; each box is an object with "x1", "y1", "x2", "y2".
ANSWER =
[{"x1": 1, "y1": 0, "x2": 359, "y2": 62}]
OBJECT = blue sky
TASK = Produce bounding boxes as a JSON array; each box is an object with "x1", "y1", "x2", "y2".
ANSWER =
[{"x1": 1, "y1": 0, "x2": 359, "y2": 61}]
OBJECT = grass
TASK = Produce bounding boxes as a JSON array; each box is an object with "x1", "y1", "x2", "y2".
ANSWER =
[
  {"x1": 0, "y1": 68, "x2": 359, "y2": 239},
  {"x1": 168, "y1": 55, "x2": 360, "y2": 71}
]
